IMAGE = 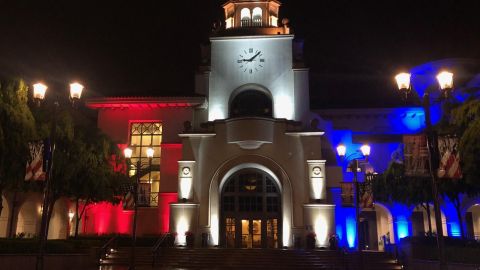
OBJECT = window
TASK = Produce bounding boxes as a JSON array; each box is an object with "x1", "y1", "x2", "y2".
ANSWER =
[
  {"x1": 252, "y1": 7, "x2": 262, "y2": 26},
  {"x1": 241, "y1": 8, "x2": 251, "y2": 27},
  {"x1": 230, "y1": 90, "x2": 273, "y2": 118},
  {"x1": 129, "y1": 122, "x2": 162, "y2": 206}
]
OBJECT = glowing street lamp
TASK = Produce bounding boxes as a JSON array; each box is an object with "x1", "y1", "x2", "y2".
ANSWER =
[
  {"x1": 33, "y1": 83, "x2": 48, "y2": 104},
  {"x1": 336, "y1": 144, "x2": 371, "y2": 251},
  {"x1": 34, "y1": 81, "x2": 84, "y2": 270},
  {"x1": 124, "y1": 146, "x2": 153, "y2": 269},
  {"x1": 394, "y1": 70, "x2": 454, "y2": 270},
  {"x1": 69, "y1": 82, "x2": 84, "y2": 100}
]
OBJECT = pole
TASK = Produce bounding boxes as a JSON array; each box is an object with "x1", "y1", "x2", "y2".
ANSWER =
[
  {"x1": 130, "y1": 160, "x2": 140, "y2": 270},
  {"x1": 423, "y1": 92, "x2": 447, "y2": 270},
  {"x1": 36, "y1": 101, "x2": 58, "y2": 270},
  {"x1": 353, "y1": 159, "x2": 363, "y2": 270}
]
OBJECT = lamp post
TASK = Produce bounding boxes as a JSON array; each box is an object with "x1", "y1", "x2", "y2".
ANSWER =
[
  {"x1": 336, "y1": 144, "x2": 371, "y2": 252},
  {"x1": 395, "y1": 71, "x2": 453, "y2": 270},
  {"x1": 124, "y1": 146, "x2": 154, "y2": 270},
  {"x1": 34, "y1": 82, "x2": 84, "y2": 270}
]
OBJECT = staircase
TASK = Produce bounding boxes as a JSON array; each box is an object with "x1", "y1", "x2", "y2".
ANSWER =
[
  {"x1": 99, "y1": 247, "x2": 403, "y2": 270},
  {"x1": 346, "y1": 250, "x2": 404, "y2": 270}
]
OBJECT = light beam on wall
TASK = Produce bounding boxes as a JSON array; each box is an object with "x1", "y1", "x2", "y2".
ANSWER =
[
  {"x1": 396, "y1": 216, "x2": 409, "y2": 240},
  {"x1": 176, "y1": 216, "x2": 189, "y2": 245},
  {"x1": 275, "y1": 95, "x2": 294, "y2": 119},
  {"x1": 315, "y1": 215, "x2": 328, "y2": 246},
  {"x1": 346, "y1": 217, "x2": 356, "y2": 248},
  {"x1": 211, "y1": 214, "x2": 219, "y2": 246},
  {"x1": 283, "y1": 216, "x2": 291, "y2": 247},
  {"x1": 179, "y1": 178, "x2": 192, "y2": 200}
]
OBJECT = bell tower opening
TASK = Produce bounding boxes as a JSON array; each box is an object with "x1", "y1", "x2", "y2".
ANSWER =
[{"x1": 229, "y1": 90, "x2": 273, "y2": 118}]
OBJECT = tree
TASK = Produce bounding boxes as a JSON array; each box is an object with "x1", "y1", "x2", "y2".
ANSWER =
[
  {"x1": 32, "y1": 104, "x2": 130, "y2": 237},
  {"x1": 374, "y1": 161, "x2": 435, "y2": 235},
  {"x1": 435, "y1": 97, "x2": 480, "y2": 238},
  {"x1": 0, "y1": 78, "x2": 36, "y2": 219}
]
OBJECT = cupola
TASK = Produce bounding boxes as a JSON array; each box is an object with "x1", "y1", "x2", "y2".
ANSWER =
[{"x1": 219, "y1": 0, "x2": 290, "y2": 35}]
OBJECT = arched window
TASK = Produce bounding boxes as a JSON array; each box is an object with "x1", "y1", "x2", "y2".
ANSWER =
[
  {"x1": 241, "y1": 8, "x2": 251, "y2": 27},
  {"x1": 230, "y1": 90, "x2": 273, "y2": 118},
  {"x1": 252, "y1": 7, "x2": 262, "y2": 26}
]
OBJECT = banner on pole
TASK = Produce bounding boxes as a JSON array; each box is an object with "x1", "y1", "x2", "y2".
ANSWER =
[
  {"x1": 24, "y1": 140, "x2": 46, "y2": 181},
  {"x1": 437, "y1": 136, "x2": 462, "y2": 179},
  {"x1": 341, "y1": 182, "x2": 354, "y2": 207},
  {"x1": 403, "y1": 135, "x2": 430, "y2": 177},
  {"x1": 360, "y1": 174, "x2": 374, "y2": 209}
]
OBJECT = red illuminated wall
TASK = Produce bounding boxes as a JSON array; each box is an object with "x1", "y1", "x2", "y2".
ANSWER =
[
  {"x1": 82, "y1": 202, "x2": 133, "y2": 235},
  {"x1": 158, "y1": 193, "x2": 178, "y2": 233},
  {"x1": 82, "y1": 192, "x2": 178, "y2": 235}
]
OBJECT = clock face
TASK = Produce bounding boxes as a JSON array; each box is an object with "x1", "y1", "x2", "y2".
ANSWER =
[
  {"x1": 237, "y1": 48, "x2": 265, "y2": 74},
  {"x1": 182, "y1": 167, "x2": 190, "y2": 176},
  {"x1": 312, "y1": 166, "x2": 321, "y2": 176}
]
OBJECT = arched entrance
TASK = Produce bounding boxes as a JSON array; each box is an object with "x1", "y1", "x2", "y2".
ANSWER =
[
  {"x1": 465, "y1": 204, "x2": 480, "y2": 239},
  {"x1": 359, "y1": 203, "x2": 394, "y2": 251},
  {"x1": 220, "y1": 168, "x2": 281, "y2": 248},
  {"x1": 0, "y1": 196, "x2": 9, "y2": 237}
]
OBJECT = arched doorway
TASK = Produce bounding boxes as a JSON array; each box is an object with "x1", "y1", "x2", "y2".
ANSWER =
[
  {"x1": 229, "y1": 90, "x2": 272, "y2": 118},
  {"x1": 16, "y1": 200, "x2": 40, "y2": 238},
  {"x1": 466, "y1": 204, "x2": 480, "y2": 239},
  {"x1": 220, "y1": 169, "x2": 281, "y2": 248},
  {"x1": 359, "y1": 204, "x2": 394, "y2": 251},
  {"x1": 0, "y1": 196, "x2": 9, "y2": 237},
  {"x1": 412, "y1": 204, "x2": 448, "y2": 236}
]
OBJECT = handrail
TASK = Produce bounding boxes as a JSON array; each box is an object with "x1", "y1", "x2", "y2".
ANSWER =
[
  {"x1": 152, "y1": 233, "x2": 172, "y2": 267},
  {"x1": 98, "y1": 235, "x2": 119, "y2": 265}
]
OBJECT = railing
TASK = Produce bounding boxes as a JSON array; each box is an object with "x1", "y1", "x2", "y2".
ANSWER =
[
  {"x1": 137, "y1": 191, "x2": 159, "y2": 207},
  {"x1": 98, "y1": 235, "x2": 119, "y2": 265},
  {"x1": 152, "y1": 233, "x2": 175, "y2": 267},
  {"x1": 241, "y1": 18, "x2": 263, "y2": 27}
]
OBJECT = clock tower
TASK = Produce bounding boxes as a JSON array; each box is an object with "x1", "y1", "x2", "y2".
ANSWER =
[
  {"x1": 195, "y1": 0, "x2": 310, "y2": 123},
  {"x1": 172, "y1": 0, "x2": 333, "y2": 249}
]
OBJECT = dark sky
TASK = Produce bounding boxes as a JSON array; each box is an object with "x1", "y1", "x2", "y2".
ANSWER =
[{"x1": 1, "y1": 0, "x2": 479, "y2": 108}]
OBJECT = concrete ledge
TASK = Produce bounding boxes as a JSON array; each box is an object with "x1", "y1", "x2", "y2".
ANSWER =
[{"x1": 0, "y1": 253, "x2": 96, "y2": 270}]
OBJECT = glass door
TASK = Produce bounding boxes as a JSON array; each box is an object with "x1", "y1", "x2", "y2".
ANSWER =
[
  {"x1": 266, "y1": 218, "x2": 278, "y2": 248},
  {"x1": 241, "y1": 219, "x2": 262, "y2": 248},
  {"x1": 225, "y1": 217, "x2": 236, "y2": 248}
]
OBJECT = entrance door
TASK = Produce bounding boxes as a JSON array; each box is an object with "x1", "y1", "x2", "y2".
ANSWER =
[
  {"x1": 241, "y1": 219, "x2": 262, "y2": 248},
  {"x1": 221, "y1": 169, "x2": 281, "y2": 248}
]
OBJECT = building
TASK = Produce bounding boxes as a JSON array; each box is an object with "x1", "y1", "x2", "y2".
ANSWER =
[{"x1": 1, "y1": 0, "x2": 479, "y2": 250}]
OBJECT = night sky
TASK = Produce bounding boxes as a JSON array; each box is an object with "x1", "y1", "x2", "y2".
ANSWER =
[{"x1": 1, "y1": 0, "x2": 479, "y2": 108}]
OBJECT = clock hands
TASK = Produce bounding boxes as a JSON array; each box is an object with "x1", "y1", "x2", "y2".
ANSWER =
[
  {"x1": 240, "y1": 51, "x2": 261, "y2": 63},
  {"x1": 249, "y1": 51, "x2": 261, "y2": 61}
]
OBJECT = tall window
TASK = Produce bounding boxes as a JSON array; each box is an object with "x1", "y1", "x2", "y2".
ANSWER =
[
  {"x1": 241, "y1": 8, "x2": 251, "y2": 27},
  {"x1": 129, "y1": 122, "x2": 162, "y2": 206},
  {"x1": 252, "y1": 7, "x2": 262, "y2": 26}
]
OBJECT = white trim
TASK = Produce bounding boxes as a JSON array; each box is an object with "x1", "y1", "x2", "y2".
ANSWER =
[
  {"x1": 285, "y1": 131, "x2": 325, "y2": 136},
  {"x1": 179, "y1": 133, "x2": 216, "y2": 138}
]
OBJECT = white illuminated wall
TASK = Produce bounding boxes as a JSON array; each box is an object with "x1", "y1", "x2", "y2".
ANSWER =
[{"x1": 206, "y1": 35, "x2": 309, "y2": 122}]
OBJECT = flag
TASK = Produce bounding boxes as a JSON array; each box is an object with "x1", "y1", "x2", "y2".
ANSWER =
[
  {"x1": 24, "y1": 140, "x2": 47, "y2": 181},
  {"x1": 341, "y1": 182, "x2": 354, "y2": 207},
  {"x1": 359, "y1": 174, "x2": 374, "y2": 209},
  {"x1": 120, "y1": 183, "x2": 135, "y2": 210},
  {"x1": 403, "y1": 135, "x2": 430, "y2": 177},
  {"x1": 437, "y1": 136, "x2": 462, "y2": 179},
  {"x1": 123, "y1": 191, "x2": 135, "y2": 210}
]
